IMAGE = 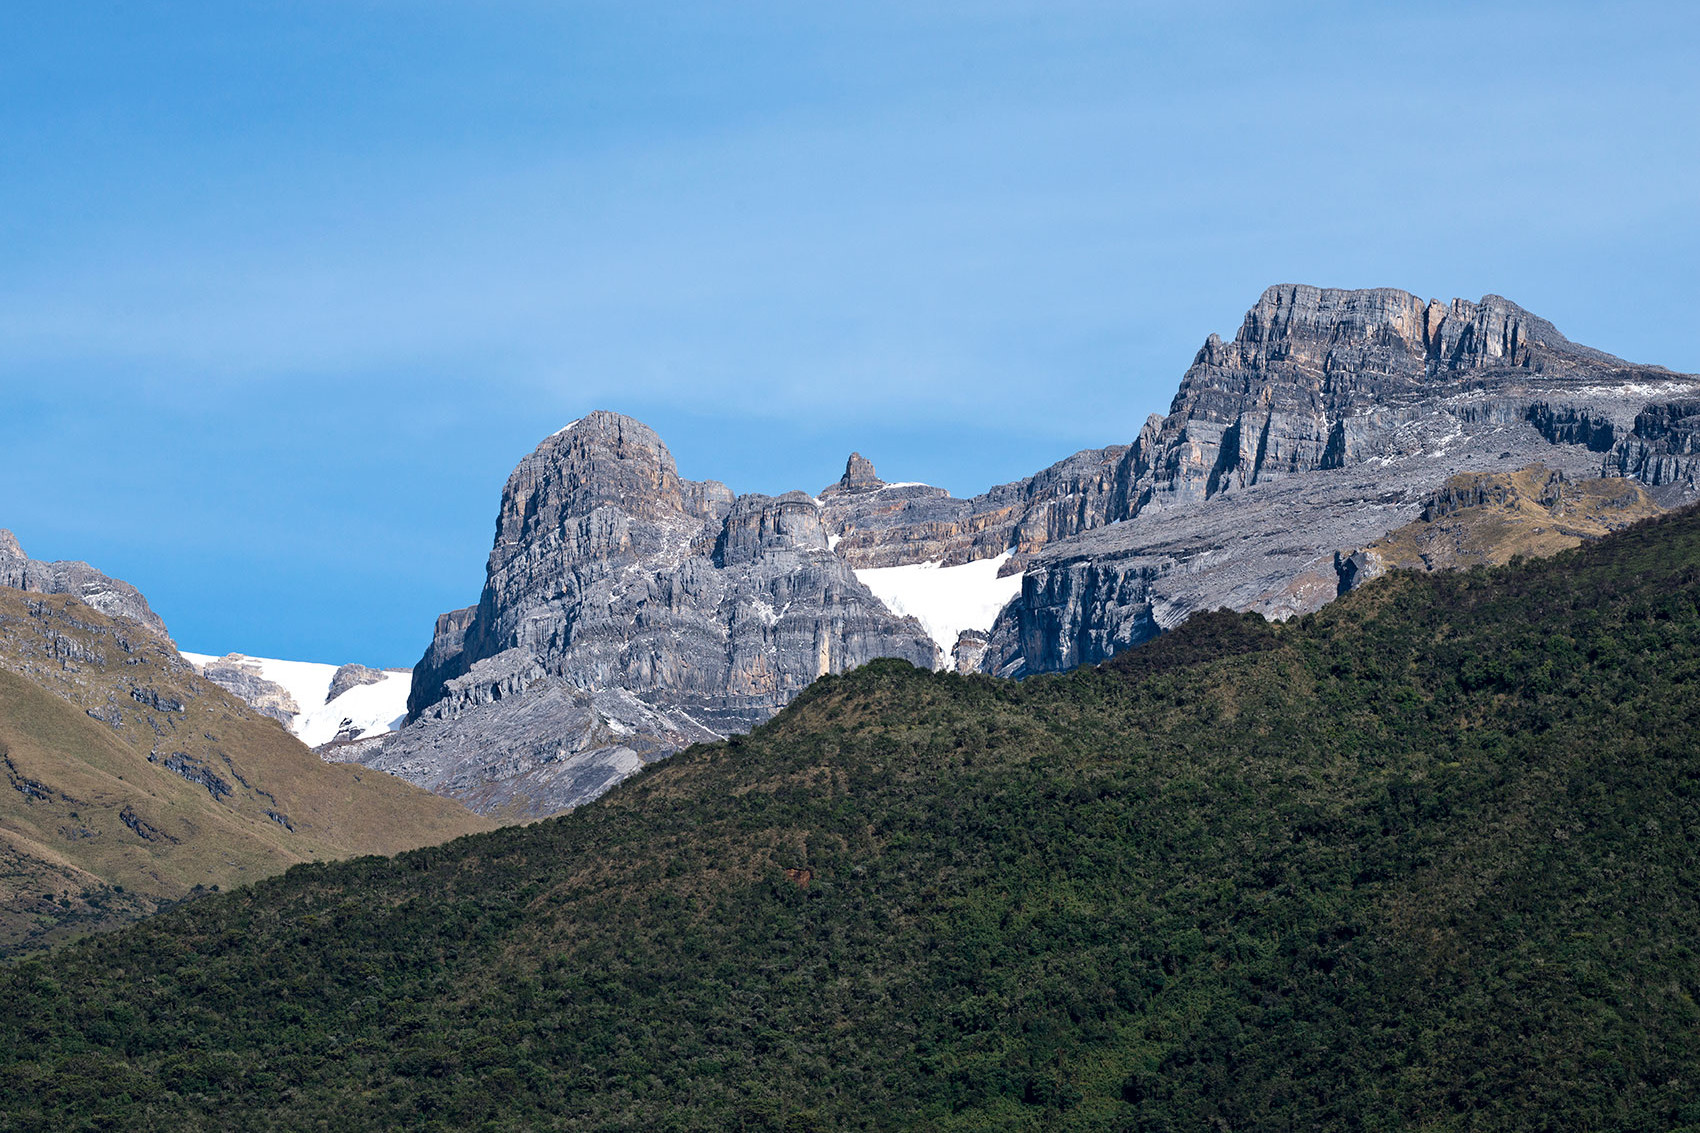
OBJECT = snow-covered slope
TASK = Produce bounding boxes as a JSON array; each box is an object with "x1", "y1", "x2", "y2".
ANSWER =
[
  {"x1": 180, "y1": 652, "x2": 411, "y2": 747},
  {"x1": 853, "y1": 553, "x2": 1024, "y2": 664}
]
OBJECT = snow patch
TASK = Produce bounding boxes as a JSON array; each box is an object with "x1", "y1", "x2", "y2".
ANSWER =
[
  {"x1": 1571, "y1": 382, "x2": 1694, "y2": 399},
  {"x1": 854, "y1": 553, "x2": 1024, "y2": 664},
  {"x1": 745, "y1": 598, "x2": 780, "y2": 627},
  {"x1": 181, "y1": 651, "x2": 413, "y2": 747}
]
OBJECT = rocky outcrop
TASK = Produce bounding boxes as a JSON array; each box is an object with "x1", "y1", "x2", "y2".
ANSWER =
[
  {"x1": 195, "y1": 654, "x2": 300, "y2": 725},
  {"x1": 326, "y1": 663, "x2": 384, "y2": 702},
  {"x1": 816, "y1": 447, "x2": 1135, "y2": 571},
  {"x1": 0, "y1": 530, "x2": 170, "y2": 640},
  {"x1": 1603, "y1": 401, "x2": 1700, "y2": 488},
  {"x1": 371, "y1": 412, "x2": 937, "y2": 815},
  {"x1": 374, "y1": 286, "x2": 1700, "y2": 811},
  {"x1": 950, "y1": 630, "x2": 990, "y2": 675},
  {"x1": 1334, "y1": 463, "x2": 1662, "y2": 588},
  {"x1": 976, "y1": 285, "x2": 1699, "y2": 676},
  {"x1": 820, "y1": 452, "x2": 882, "y2": 495}
]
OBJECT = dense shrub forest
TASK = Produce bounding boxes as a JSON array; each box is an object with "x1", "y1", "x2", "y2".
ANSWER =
[{"x1": 4, "y1": 506, "x2": 1700, "y2": 1130}]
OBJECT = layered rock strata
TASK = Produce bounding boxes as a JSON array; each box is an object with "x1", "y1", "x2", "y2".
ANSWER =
[
  {"x1": 374, "y1": 284, "x2": 1698, "y2": 814},
  {"x1": 0, "y1": 530, "x2": 170, "y2": 640},
  {"x1": 194, "y1": 654, "x2": 300, "y2": 725},
  {"x1": 977, "y1": 286, "x2": 1698, "y2": 675},
  {"x1": 366, "y1": 413, "x2": 936, "y2": 815}
]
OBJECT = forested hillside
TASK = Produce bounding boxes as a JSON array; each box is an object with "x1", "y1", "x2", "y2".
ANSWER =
[{"x1": 4, "y1": 506, "x2": 1700, "y2": 1130}]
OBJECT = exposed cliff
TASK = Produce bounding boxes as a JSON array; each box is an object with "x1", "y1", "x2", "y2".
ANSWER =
[
  {"x1": 977, "y1": 285, "x2": 1698, "y2": 675},
  {"x1": 0, "y1": 529, "x2": 171, "y2": 640},
  {"x1": 369, "y1": 412, "x2": 936, "y2": 815}
]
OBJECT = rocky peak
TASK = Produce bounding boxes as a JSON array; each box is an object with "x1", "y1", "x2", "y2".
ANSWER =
[
  {"x1": 1125, "y1": 284, "x2": 1684, "y2": 511},
  {"x1": 0, "y1": 529, "x2": 171, "y2": 640},
  {"x1": 487, "y1": 411, "x2": 733, "y2": 577},
  {"x1": 389, "y1": 415, "x2": 937, "y2": 813},
  {"x1": 821, "y1": 452, "x2": 884, "y2": 497}
]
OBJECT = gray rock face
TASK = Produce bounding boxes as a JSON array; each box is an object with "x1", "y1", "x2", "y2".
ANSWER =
[
  {"x1": 817, "y1": 448, "x2": 1134, "y2": 570},
  {"x1": 0, "y1": 530, "x2": 171, "y2": 640},
  {"x1": 332, "y1": 665, "x2": 722, "y2": 819},
  {"x1": 194, "y1": 654, "x2": 300, "y2": 726},
  {"x1": 1603, "y1": 401, "x2": 1700, "y2": 488},
  {"x1": 977, "y1": 284, "x2": 1700, "y2": 676},
  {"x1": 370, "y1": 412, "x2": 936, "y2": 815},
  {"x1": 371, "y1": 285, "x2": 1700, "y2": 814},
  {"x1": 326, "y1": 663, "x2": 384, "y2": 703}
]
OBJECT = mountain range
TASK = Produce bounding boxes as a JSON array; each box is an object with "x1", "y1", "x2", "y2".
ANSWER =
[
  {"x1": 0, "y1": 533, "x2": 492, "y2": 953},
  {"x1": 5, "y1": 473, "x2": 1699, "y2": 1129},
  {"x1": 5, "y1": 280, "x2": 1694, "y2": 924},
  {"x1": 4, "y1": 280, "x2": 1700, "y2": 1126},
  {"x1": 319, "y1": 284, "x2": 1699, "y2": 816}
]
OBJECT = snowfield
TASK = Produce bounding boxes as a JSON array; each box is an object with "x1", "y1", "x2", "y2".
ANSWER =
[
  {"x1": 853, "y1": 552, "x2": 1024, "y2": 664},
  {"x1": 180, "y1": 651, "x2": 412, "y2": 747}
]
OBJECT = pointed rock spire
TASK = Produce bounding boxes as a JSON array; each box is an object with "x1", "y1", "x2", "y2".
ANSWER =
[{"x1": 821, "y1": 452, "x2": 883, "y2": 497}]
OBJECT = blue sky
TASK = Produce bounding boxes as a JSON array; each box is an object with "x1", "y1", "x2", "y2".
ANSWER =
[{"x1": 3, "y1": 1, "x2": 1697, "y2": 665}]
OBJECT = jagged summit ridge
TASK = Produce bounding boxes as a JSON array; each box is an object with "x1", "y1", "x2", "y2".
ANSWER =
[
  {"x1": 977, "y1": 284, "x2": 1700, "y2": 675},
  {"x1": 361, "y1": 285, "x2": 1700, "y2": 815},
  {"x1": 373, "y1": 410, "x2": 936, "y2": 817},
  {"x1": 1213, "y1": 284, "x2": 1626, "y2": 380},
  {"x1": 0, "y1": 529, "x2": 170, "y2": 640}
]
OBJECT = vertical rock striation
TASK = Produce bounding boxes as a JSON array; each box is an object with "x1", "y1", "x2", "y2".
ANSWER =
[
  {"x1": 373, "y1": 285, "x2": 1700, "y2": 813},
  {"x1": 977, "y1": 285, "x2": 1700, "y2": 676},
  {"x1": 0, "y1": 530, "x2": 171, "y2": 641},
  {"x1": 373, "y1": 412, "x2": 936, "y2": 817}
]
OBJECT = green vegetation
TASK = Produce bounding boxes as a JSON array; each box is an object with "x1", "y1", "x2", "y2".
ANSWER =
[
  {"x1": 5, "y1": 505, "x2": 1700, "y2": 1130},
  {"x1": 0, "y1": 589, "x2": 493, "y2": 954},
  {"x1": 1360, "y1": 460, "x2": 1662, "y2": 573}
]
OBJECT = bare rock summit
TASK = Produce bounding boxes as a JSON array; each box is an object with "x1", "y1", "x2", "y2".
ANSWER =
[
  {"x1": 0, "y1": 529, "x2": 171, "y2": 640},
  {"x1": 362, "y1": 411, "x2": 936, "y2": 817}
]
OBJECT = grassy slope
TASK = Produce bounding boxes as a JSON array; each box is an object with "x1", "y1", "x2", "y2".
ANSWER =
[
  {"x1": 0, "y1": 589, "x2": 494, "y2": 953},
  {"x1": 1362, "y1": 461, "x2": 1662, "y2": 571},
  {"x1": 3, "y1": 507, "x2": 1700, "y2": 1129}
]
